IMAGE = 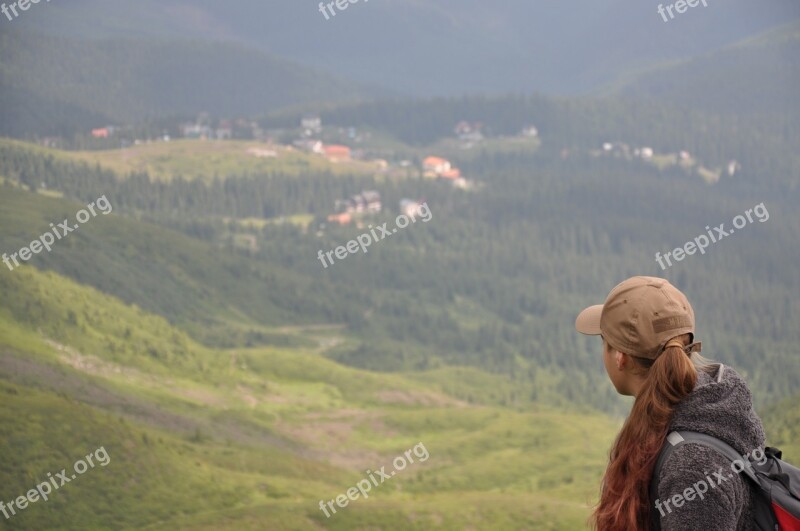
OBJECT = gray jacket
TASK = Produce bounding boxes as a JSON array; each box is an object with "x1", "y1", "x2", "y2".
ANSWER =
[{"x1": 655, "y1": 363, "x2": 765, "y2": 530}]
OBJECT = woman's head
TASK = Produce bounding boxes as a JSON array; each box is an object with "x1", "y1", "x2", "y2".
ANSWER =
[
  {"x1": 601, "y1": 335, "x2": 699, "y2": 397},
  {"x1": 575, "y1": 277, "x2": 704, "y2": 530},
  {"x1": 576, "y1": 276, "x2": 698, "y2": 360}
]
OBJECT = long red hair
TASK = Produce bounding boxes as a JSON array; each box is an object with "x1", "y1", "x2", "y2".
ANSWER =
[{"x1": 592, "y1": 334, "x2": 698, "y2": 530}]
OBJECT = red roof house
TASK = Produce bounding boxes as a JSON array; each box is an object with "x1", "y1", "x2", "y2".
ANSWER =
[{"x1": 324, "y1": 145, "x2": 352, "y2": 162}]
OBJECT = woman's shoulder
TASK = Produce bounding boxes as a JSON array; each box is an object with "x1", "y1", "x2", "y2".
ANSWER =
[
  {"x1": 655, "y1": 442, "x2": 753, "y2": 529},
  {"x1": 670, "y1": 362, "x2": 766, "y2": 455},
  {"x1": 659, "y1": 440, "x2": 745, "y2": 484}
]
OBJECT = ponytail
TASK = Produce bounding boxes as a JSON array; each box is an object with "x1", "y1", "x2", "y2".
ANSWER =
[{"x1": 592, "y1": 334, "x2": 698, "y2": 530}]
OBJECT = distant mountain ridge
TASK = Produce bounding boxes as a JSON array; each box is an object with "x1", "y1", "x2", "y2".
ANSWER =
[
  {"x1": 616, "y1": 20, "x2": 800, "y2": 115},
  {"x1": 0, "y1": 29, "x2": 372, "y2": 137},
  {"x1": 11, "y1": 0, "x2": 800, "y2": 96},
  {"x1": 2, "y1": 5, "x2": 797, "y2": 139}
]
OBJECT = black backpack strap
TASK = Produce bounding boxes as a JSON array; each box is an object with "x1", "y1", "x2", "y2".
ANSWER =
[{"x1": 650, "y1": 431, "x2": 758, "y2": 530}]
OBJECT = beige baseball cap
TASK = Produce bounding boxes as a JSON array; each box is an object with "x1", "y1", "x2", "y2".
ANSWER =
[{"x1": 575, "y1": 276, "x2": 699, "y2": 359}]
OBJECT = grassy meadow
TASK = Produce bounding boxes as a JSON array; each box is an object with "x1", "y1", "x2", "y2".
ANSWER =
[{"x1": 0, "y1": 263, "x2": 619, "y2": 530}]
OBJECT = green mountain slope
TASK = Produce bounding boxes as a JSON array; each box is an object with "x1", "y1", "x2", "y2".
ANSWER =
[
  {"x1": 0, "y1": 185, "x2": 347, "y2": 345},
  {"x1": 762, "y1": 394, "x2": 800, "y2": 459},
  {"x1": 0, "y1": 263, "x2": 620, "y2": 530},
  {"x1": 2, "y1": 135, "x2": 799, "y2": 414}
]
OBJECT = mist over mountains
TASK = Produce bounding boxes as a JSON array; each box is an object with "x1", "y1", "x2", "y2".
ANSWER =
[
  {"x1": 1, "y1": 1, "x2": 799, "y2": 140},
  {"x1": 0, "y1": 30, "x2": 372, "y2": 136},
  {"x1": 10, "y1": 0, "x2": 800, "y2": 96}
]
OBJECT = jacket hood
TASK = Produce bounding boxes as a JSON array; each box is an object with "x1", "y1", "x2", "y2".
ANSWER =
[{"x1": 669, "y1": 363, "x2": 765, "y2": 456}]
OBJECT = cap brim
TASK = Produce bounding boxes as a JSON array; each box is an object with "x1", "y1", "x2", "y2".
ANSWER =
[{"x1": 575, "y1": 304, "x2": 603, "y2": 335}]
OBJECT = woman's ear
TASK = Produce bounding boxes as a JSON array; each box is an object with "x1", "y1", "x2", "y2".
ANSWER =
[{"x1": 615, "y1": 351, "x2": 627, "y2": 371}]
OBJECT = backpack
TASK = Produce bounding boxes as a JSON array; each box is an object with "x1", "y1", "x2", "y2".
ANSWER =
[{"x1": 650, "y1": 431, "x2": 800, "y2": 530}]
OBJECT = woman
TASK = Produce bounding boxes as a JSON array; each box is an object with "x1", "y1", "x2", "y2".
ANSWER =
[{"x1": 575, "y1": 276, "x2": 765, "y2": 530}]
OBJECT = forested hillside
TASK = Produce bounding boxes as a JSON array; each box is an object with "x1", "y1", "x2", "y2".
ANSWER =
[
  {"x1": 2, "y1": 131, "x2": 798, "y2": 412},
  {"x1": 0, "y1": 166, "x2": 794, "y2": 527},
  {"x1": 264, "y1": 94, "x2": 800, "y2": 192}
]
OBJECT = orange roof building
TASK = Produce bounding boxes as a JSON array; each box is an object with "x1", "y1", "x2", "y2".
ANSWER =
[
  {"x1": 440, "y1": 168, "x2": 462, "y2": 179},
  {"x1": 327, "y1": 212, "x2": 352, "y2": 225},
  {"x1": 423, "y1": 156, "x2": 451, "y2": 174},
  {"x1": 324, "y1": 145, "x2": 352, "y2": 162}
]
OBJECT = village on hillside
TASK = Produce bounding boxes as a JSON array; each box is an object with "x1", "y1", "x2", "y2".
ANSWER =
[
  {"x1": 82, "y1": 111, "x2": 738, "y2": 188},
  {"x1": 79, "y1": 113, "x2": 740, "y2": 231},
  {"x1": 85, "y1": 114, "x2": 508, "y2": 227},
  {"x1": 83, "y1": 114, "x2": 538, "y2": 188},
  {"x1": 593, "y1": 141, "x2": 739, "y2": 184}
]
